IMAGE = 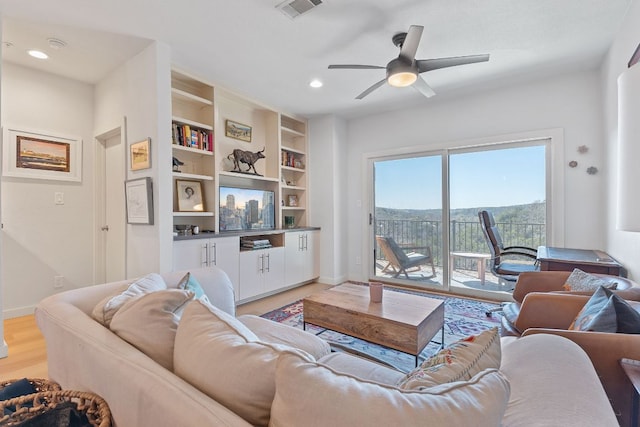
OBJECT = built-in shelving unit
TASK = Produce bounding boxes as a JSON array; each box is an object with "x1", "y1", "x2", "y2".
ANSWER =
[{"x1": 280, "y1": 114, "x2": 308, "y2": 229}]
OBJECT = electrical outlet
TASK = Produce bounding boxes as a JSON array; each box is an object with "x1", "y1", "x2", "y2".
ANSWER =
[
  {"x1": 54, "y1": 192, "x2": 64, "y2": 205},
  {"x1": 54, "y1": 276, "x2": 64, "y2": 289}
]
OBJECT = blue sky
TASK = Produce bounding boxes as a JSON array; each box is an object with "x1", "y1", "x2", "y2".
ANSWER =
[{"x1": 375, "y1": 145, "x2": 545, "y2": 210}]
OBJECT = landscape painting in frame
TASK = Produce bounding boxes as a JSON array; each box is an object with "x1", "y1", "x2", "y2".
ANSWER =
[
  {"x1": 2, "y1": 126, "x2": 82, "y2": 182},
  {"x1": 225, "y1": 119, "x2": 252, "y2": 142}
]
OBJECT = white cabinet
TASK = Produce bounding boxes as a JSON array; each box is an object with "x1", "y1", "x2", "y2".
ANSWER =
[
  {"x1": 173, "y1": 236, "x2": 240, "y2": 298},
  {"x1": 285, "y1": 230, "x2": 319, "y2": 286},
  {"x1": 239, "y1": 247, "x2": 284, "y2": 301}
]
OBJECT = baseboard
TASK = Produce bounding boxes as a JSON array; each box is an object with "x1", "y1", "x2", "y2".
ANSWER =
[
  {"x1": 3, "y1": 305, "x2": 36, "y2": 319},
  {"x1": 0, "y1": 340, "x2": 8, "y2": 358},
  {"x1": 318, "y1": 275, "x2": 347, "y2": 286}
]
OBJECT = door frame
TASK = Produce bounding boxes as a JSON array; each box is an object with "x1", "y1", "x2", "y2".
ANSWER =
[
  {"x1": 94, "y1": 119, "x2": 127, "y2": 284},
  {"x1": 363, "y1": 128, "x2": 564, "y2": 300}
]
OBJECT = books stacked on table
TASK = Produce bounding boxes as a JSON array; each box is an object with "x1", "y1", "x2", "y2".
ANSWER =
[{"x1": 241, "y1": 238, "x2": 272, "y2": 250}]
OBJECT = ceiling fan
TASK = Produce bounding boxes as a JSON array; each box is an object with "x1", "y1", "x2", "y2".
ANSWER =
[{"x1": 328, "y1": 25, "x2": 490, "y2": 100}]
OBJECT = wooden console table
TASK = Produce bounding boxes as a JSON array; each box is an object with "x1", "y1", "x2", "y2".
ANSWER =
[{"x1": 536, "y1": 246, "x2": 623, "y2": 276}]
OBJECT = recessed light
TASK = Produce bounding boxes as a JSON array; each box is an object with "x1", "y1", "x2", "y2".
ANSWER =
[
  {"x1": 309, "y1": 79, "x2": 323, "y2": 88},
  {"x1": 47, "y1": 38, "x2": 67, "y2": 50},
  {"x1": 27, "y1": 50, "x2": 48, "y2": 59}
]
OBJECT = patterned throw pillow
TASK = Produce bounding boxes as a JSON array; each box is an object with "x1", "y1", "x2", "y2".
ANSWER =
[
  {"x1": 570, "y1": 286, "x2": 640, "y2": 333},
  {"x1": 563, "y1": 268, "x2": 617, "y2": 292},
  {"x1": 397, "y1": 327, "x2": 501, "y2": 390},
  {"x1": 177, "y1": 272, "x2": 211, "y2": 304}
]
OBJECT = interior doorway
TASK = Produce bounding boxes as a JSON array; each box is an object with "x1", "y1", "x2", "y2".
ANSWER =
[{"x1": 95, "y1": 125, "x2": 126, "y2": 283}]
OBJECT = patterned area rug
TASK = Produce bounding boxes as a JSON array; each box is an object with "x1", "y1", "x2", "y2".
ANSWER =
[{"x1": 261, "y1": 285, "x2": 502, "y2": 373}]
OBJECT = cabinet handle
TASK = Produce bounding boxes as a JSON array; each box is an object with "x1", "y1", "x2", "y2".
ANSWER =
[
  {"x1": 265, "y1": 253, "x2": 270, "y2": 272},
  {"x1": 304, "y1": 234, "x2": 308, "y2": 251},
  {"x1": 299, "y1": 235, "x2": 303, "y2": 251},
  {"x1": 211, "y1": 243, "x2": 217, "y2": 265},
  {"x1": 202, "y1": 243, "x2": 208, "y2": 267},
  {"x1": 259, "y1": 254, "x2": 264, "y2": 273}
]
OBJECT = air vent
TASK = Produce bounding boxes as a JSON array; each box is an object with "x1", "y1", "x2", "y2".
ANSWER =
[{"x1": 276, "y1": 0, "x2": 323, "y2": 19}]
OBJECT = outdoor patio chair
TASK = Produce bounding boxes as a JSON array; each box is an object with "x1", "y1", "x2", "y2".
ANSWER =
[{"x1": 375, "y1": 235, "x2": 436, "y2": 279}]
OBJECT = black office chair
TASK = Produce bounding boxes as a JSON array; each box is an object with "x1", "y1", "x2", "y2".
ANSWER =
[{"x1": 478, "y1": 210, "x2": 540, "y2": 315}]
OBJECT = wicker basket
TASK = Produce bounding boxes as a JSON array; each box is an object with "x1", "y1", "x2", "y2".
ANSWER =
[
  {"x1": 0, "y1": 389, "x2": 111, "y2": 427},
  {"x1": 0, "y1": 378, "x2": 62, "y2": 393}
]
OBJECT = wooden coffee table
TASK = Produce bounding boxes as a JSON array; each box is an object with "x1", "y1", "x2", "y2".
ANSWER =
[{"x1": 303, "y1": 283, "x2": 444, "y2": 366}]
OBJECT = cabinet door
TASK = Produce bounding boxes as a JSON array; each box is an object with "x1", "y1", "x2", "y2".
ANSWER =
[
  {"x1": 284, "y1": 232, "x2": 305, "y2": 286},
  {"x1": 239, "y1": 250, "x2": 265, "y2": 300},
  {"x1": 263, "y1": 247, "x2": 285, "y2": 293},
  {"x1": 210, "y1": 236, "x2": 240, "y2": 299},
  {"x1": 173, "y1": 240, "x2": 208, "y2": 270},
  {"x1": 303, "y1": 231, "x2": 320, "y2": 282}
]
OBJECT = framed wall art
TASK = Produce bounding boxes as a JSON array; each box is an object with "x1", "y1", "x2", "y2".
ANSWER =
[
  {"x1": 2, "y1": 125, "x2": 82, "y2": 182},
  {"x1": 125, "y1": 177, "x2": 154, "y2": 224},
  {"x1": 225, "y1": 119, "x2": 252, "y2": 142},
  {"x1": 130, "y1": 138, "x2": 151, "y2": 170},
  {"x1": 176, "y1": 179, "x2": 204, "y2": 212}
]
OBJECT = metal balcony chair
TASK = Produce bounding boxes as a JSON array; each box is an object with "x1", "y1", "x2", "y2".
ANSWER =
[
  {"x1": 376, "y1": 236, "x2": 436, "y2": 279},
  {"x1": 478, "y1": 210, "x2": 539, "y2": 315}
]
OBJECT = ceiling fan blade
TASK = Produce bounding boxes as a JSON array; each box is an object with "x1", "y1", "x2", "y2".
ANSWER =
[
  {"x1": 412, "y1": 76, "x2": 436, "y2": 98},
  {"x1": 417, "y1": 54, "x2": 490, "y2": 73},
  {"x1": 356, "y1": 78, "x2": 387, "y2": 100},
  {"x1": 328, "y1": 64, "x2": 385, "y2": 70},
  {"x1": 398, "y1": 25, "x2": 424, "y2": 63}
]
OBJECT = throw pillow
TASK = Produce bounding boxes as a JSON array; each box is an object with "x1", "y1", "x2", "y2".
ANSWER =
[
  {"x1": 110, "y1": 289, "x2": 195, "y2": 370},
  {"x1": 173, "y1": 299, "x2": 312, "y2": 427},
  {"x1": 570, "y1": 285, "x2": 640, "y2": 333},
  {"x1": 91, "y1": 273, "x2": 167, "y2": 327},
  {"x1": 176, "y1": 272, "x2": 211, "y2": 304},
  {"x1": 270, "y1": 351, "x2": 510, "y2": 427},
  {"x1": 563, "y1": 268, "x2": 617, "y2": 292},
  {"x1": 397, "y1": 327, "x2": 501, "y2": 390}
]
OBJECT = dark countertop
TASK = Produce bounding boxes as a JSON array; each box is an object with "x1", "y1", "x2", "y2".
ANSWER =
[{"x1": 173, "y1": 226, "x2": 320, "y2": 241}]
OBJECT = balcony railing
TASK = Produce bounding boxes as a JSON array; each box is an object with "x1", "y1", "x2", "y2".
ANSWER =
[{"x1": 375, "y1": 219, "x2": 545, "y2": 271}]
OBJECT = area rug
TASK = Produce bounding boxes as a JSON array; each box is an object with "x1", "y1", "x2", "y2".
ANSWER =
[{"x1": 261, "y1": 285, "x2": 502, "y2": 373}]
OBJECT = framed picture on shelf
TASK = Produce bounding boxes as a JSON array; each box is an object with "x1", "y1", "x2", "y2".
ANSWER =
[
  {"x1": 130, "y1": 138, "x2": 151, "y2": 170},
  {"x1": 2, "y1": 125, "x2": 82, "y2": 182},
  {"x1": 288, "y1": 194, "x2": 299, "y2": 207},
  {"x1": 176, "y1": 179, "x2": 204, "y2": 212},
  {"x1": 225, "y1": 119, "x2": 252, "y2": 142},
  {"x1": 125, "y1": 177, "x2": 154, "y2": 224}
]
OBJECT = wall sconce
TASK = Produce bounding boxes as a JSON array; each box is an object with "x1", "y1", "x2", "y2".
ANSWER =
[{"x1": 617, "y1": 63, "x2": 640, "y2": 231}]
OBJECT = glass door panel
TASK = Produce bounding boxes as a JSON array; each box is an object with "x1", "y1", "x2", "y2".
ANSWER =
[{"x1": 372, "y1": 155, "x2": 444, "y2": 289}]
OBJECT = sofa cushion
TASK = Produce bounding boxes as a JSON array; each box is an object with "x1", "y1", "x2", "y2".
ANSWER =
[
  {"x1": 110, "y1": 289, "x2": 195, "y2": 370},
  {"x1": 238, "y1": 314, "x2": 331, "y2": 360},
  {"x1": 177, "y1": 272, "x2": 211, "y2": 304},
  {"x1": 563, "y1": 268, "x2": 617, "y2": 292},
  {"x1": 270, "y1": 351, "x2": 510, "y2": 427},
  {"x1": 174, "y1": 299, "x2": 311, "y2": 427},
  {"x1": 397, "y1": 327, "x2": 500, "y2": 389},
  {"x1": 91, "y1": 273, "x2": 167, "y2": 327},
  {"x1": 570, "y1": 286, "x2": 640, "y2": 333}
]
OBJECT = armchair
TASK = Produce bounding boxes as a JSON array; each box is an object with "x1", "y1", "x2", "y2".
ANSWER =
[{"x1": 511, "y1": 292, "x2": 640, "y2": 427}]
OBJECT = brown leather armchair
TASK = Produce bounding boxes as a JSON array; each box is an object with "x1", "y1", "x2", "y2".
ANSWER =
[
  {"x1": 501, "y1": 271, "x2": 640, "y2": 336},
  {"x1": 505, "y1": 291, "x2": 640, "y2": 427}
]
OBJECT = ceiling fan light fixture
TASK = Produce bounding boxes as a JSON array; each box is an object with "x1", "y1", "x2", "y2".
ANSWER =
[{"x1": 387, "y1": 71, "x2": 417, "y2": 87}]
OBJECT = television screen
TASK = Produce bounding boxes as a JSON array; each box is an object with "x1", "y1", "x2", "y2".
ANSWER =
[{"x1": 219, "y1": 186, "x2": 276, "y2": 231}]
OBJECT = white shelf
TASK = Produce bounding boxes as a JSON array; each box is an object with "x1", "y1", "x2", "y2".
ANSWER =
[
  {"x1": 281, "y1": 165, "x2": 306, "y2": 173},
  {"x1": 282, "y1": 207, "x2": 306, "y2": 211},
  {"x1": 171, "y1": 88, "x2": 213, "y2": 106},
  {"x1": 172, "y1": 144, "x2": 213, "y2": 156},
  {"x1": 281, "y1": 126, "x2": 305, "y2": 137},
  {"x1": 281, "y1": 145, "x2": 305, "y2": 155},
  {"x1": 172, "y1": 172, "x2": 214, "y2": 181},
  {"x1": 218, "y1": 171, "x2": 280, "y2": 183},
  {"x1": 282, "y1": 185, "x2": 305, "y2": 191},
  {"x1": 172, "y1": 116, "x2": 213, "y2": 131},
  {"x1": 173, "y1": 211, "x2": 215, "y2": 217}
]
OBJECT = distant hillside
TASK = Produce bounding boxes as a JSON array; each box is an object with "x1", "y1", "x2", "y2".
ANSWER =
[{"x1": 375, "y1": 202, "x2": 546, "y2": 224}]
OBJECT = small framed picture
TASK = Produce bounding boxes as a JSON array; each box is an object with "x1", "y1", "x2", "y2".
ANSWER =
[
  {"x1": 288, "y1": 194, "x2": 299, "y2": 207},
  {"x1": 225, "y1": 119, "x2": 252, "y2": 142},
  {"x1": 130, "y1": 138, "x2": 151, "y2": 170},
  {"x1": 176, "y1": 179, "x2": 204, "y2": 212},
  {"x1": 125, "y1": 177, "x2": 154, "y2": 224}
]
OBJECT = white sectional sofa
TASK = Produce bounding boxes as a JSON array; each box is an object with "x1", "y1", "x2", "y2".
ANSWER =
[{"x1": 35, "y1": 267, "x2": 619, "y2": 426}]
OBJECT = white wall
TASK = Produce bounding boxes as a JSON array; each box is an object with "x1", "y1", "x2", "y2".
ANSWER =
[
  {"x1": 309, "y1": 115, "x2": 348, "y2": 284},
  {"x1": 1, "y1": 63, "x2": 95, "y2": 317},
  {"x1": 345, "y1": 70, "x2": 606, "y2": 282},
  {"x1": 602, "y1": 0, "x2": 640, "y2": 279}
]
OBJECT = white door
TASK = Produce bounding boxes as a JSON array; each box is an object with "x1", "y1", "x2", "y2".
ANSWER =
[{"x1": 96, "y1": 129, "x2": 126, "y2": 283}]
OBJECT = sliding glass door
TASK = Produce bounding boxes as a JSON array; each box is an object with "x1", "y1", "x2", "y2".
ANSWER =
[{"x1": 372, "y1": 154, "x2": 444, "y2": 289}]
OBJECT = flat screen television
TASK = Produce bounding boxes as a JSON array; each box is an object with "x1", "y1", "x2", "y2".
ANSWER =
[{"x1": 219, "y1": 186, "x2": 275, "y2": 231}]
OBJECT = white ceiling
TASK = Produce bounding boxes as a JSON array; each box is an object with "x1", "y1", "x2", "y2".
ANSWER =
[{"x1": 0, "y1": 0, "x2": 633, "y2": 119}]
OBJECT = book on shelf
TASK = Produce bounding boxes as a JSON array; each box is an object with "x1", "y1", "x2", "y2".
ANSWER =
[
  {"x1": 172, "y1": 122, "x2": 213, "y2": 152},
  {"x1": 241, "y1": 238, "x2": 272, "y2": 249}
]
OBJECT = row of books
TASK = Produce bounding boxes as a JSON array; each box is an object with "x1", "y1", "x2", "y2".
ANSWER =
[
  {"x1": 281, "y1": 151, "x2": 304, "y2": 169},
  {"x1": 172, "y1": 122, "x2": 213, "y2": 152},
  {"x1": 241, "y1": 238, "x2": 272, "y2": 250}
]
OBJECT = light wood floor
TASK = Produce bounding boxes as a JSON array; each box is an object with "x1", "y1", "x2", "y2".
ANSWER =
[{"x1": 0, "y1": 281, "x2": 332, "y2": 382}]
